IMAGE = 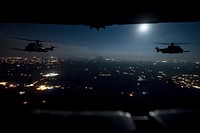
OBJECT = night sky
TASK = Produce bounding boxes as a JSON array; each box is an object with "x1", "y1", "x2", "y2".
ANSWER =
[{"x1": 0, "y1": 22, "x2": 200, "y2": 61}]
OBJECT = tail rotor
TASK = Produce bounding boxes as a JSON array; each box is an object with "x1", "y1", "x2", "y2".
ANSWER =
[{"x1": 156, "y1": 47, "x2": 160, "y2": 52}]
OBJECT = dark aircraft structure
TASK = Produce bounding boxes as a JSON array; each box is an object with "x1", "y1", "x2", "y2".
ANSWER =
[
  {"x1": 11, "y1": 38, "x2": 56, "y2": 53},
  {"x1": 1, "y1": 1, "x2": 200, "y2": 132},
  {"x1": 1, "y1": 1, "x2": 199, "y2": 30},
  {"x1": 156, "y1": 42, "x2": 190, "y2": 54}
]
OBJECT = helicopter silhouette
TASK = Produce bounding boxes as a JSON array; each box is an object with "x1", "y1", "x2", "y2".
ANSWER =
[
  {"x1": 155, "y1": 42, "x2": 190, "y2": 54},
  {"x1": 11, "y1": 38, "x2": 56, "y2": 53}
]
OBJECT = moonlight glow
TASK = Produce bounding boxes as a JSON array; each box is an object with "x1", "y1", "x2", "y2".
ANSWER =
[{"x1": 139, "y1": 24, "x2": 149, "y2": 33}]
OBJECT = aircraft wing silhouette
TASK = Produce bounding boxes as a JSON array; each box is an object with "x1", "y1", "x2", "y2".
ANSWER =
[{"x1": 1, "y1": 1, "x2": 199, "y2": 30}]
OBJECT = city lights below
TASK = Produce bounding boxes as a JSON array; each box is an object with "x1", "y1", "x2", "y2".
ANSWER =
[
  {"x1": 9, "y1": 84, "x2": 17, "y2": 88},
  {"x1": 0, "y1": 82, "x2": 7, "y2": 86},
  {"x1": 19, "y1": 91, "x2": 25, "y2": 95},
  {"x1": 36, "y1": 85, "x2": 53, "y2": 91},
  {"x1": 172, "y1": 74, "x2": 200, "y2": 89},
  {"x1": 43, "y1": 72, "x2": 59, "y2": 77},
  {"x1": 137, "y1": 76, "x2": 147, "y2": 81},
  {"x1": 0, "y1": 56, "x2": 200, "y2": 101},
  {"x1": 24, "y1": 84, "x2": 34, "y2": 87}
]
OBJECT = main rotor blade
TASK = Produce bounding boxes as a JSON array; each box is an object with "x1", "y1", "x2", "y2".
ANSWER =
[
  {"x1": 173, "y1": 43, "x2": 191, "y2": 45},
  {"x1": 156, "y1": 42, "x2": 191, "y2": 45},
  {"x1": 11, "y1": 48, "x2": 26, "y2": 51},
  {"x1": 156, "y1": 42, "x2": 171, "y2": 45},
  {"x1": 12, "y1": 37, "x2": 57, "y2": 44},
  {"x1": 12, "y1": 37, "x2": 44, "y2": 42},
  {"x1": 12, "y1": 37, "x2": 34, "y2": 42}
]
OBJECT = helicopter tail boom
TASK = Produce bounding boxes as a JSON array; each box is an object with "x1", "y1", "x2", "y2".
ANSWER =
[
  {"x1": 156, "y1": 47, "x2": 160, "y2": 52},
  {"x1": 46, "y1": 45, "x2": 56, "y2": 51}
]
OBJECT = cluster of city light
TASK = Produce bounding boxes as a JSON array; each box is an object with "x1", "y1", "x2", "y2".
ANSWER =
[
  {"x1": 157, "y1": 71, "x2": 167, "y2": 80},
  {"x1": 24, "y1": 80, "x2": 40, "y2": 88},
  {"x1": 85, "y1": 86, "x2": 93, "y2": 90},
  {"x1": 18, "y1": 91, "x2": 25, "y2": 95},
  {"x1": 172, "y1": 74, "x2": 200, "y2": 89},
  {"x1": 0, "y1": 82, "x2": 7, "y2": 86},
  {"x1": 0, "y1": 82, "x2": 18, "y2": 88},
  {"x1": 0, "y1": 56, "x2": 60, "y2": 66},
  {"x1": 99, "y1": 72, "x2": 111, "y2": 77},
  {"x1": 36, "y1": 85, "x2": 63, "y2": 91},
  {"x1": 137, "y1": 76, "x2": 147, "y2": 81},
  {"x1": 43, "y1": 72, "x2": 59, "y2": 77},
  {"x1": 36, "y1": 85, "x2": 53, "y2": 91},
  {"x1": 24, "y1": 84, "x2": 34, "y2": 87},
  {"x1": 121, "y1": 91, "x2": 135, "y2": 97}
]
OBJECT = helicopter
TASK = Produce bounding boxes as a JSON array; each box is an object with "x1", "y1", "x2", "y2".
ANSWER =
[
  {"x1": 11, "y1": 38, "x2": 56, "y2": 53},
  {"x1": 155, "y1": 42, "x2": 190, "y2": 54}
]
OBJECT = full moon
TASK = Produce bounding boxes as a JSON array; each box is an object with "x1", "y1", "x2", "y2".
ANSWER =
[{"x1": 139, "y1": 24, "x2": 149, "y2": 33}]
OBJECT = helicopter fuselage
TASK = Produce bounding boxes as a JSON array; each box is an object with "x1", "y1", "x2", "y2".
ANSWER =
[
  {"x1": 163, "y1": 45, "x2": 182, "y2": 53},
  {"x1": 25, "y1": 43, "x2": 49, "y2": 52},
  {"x1": 155, "y1": 42, "x2": 190, "y2": 54}
]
